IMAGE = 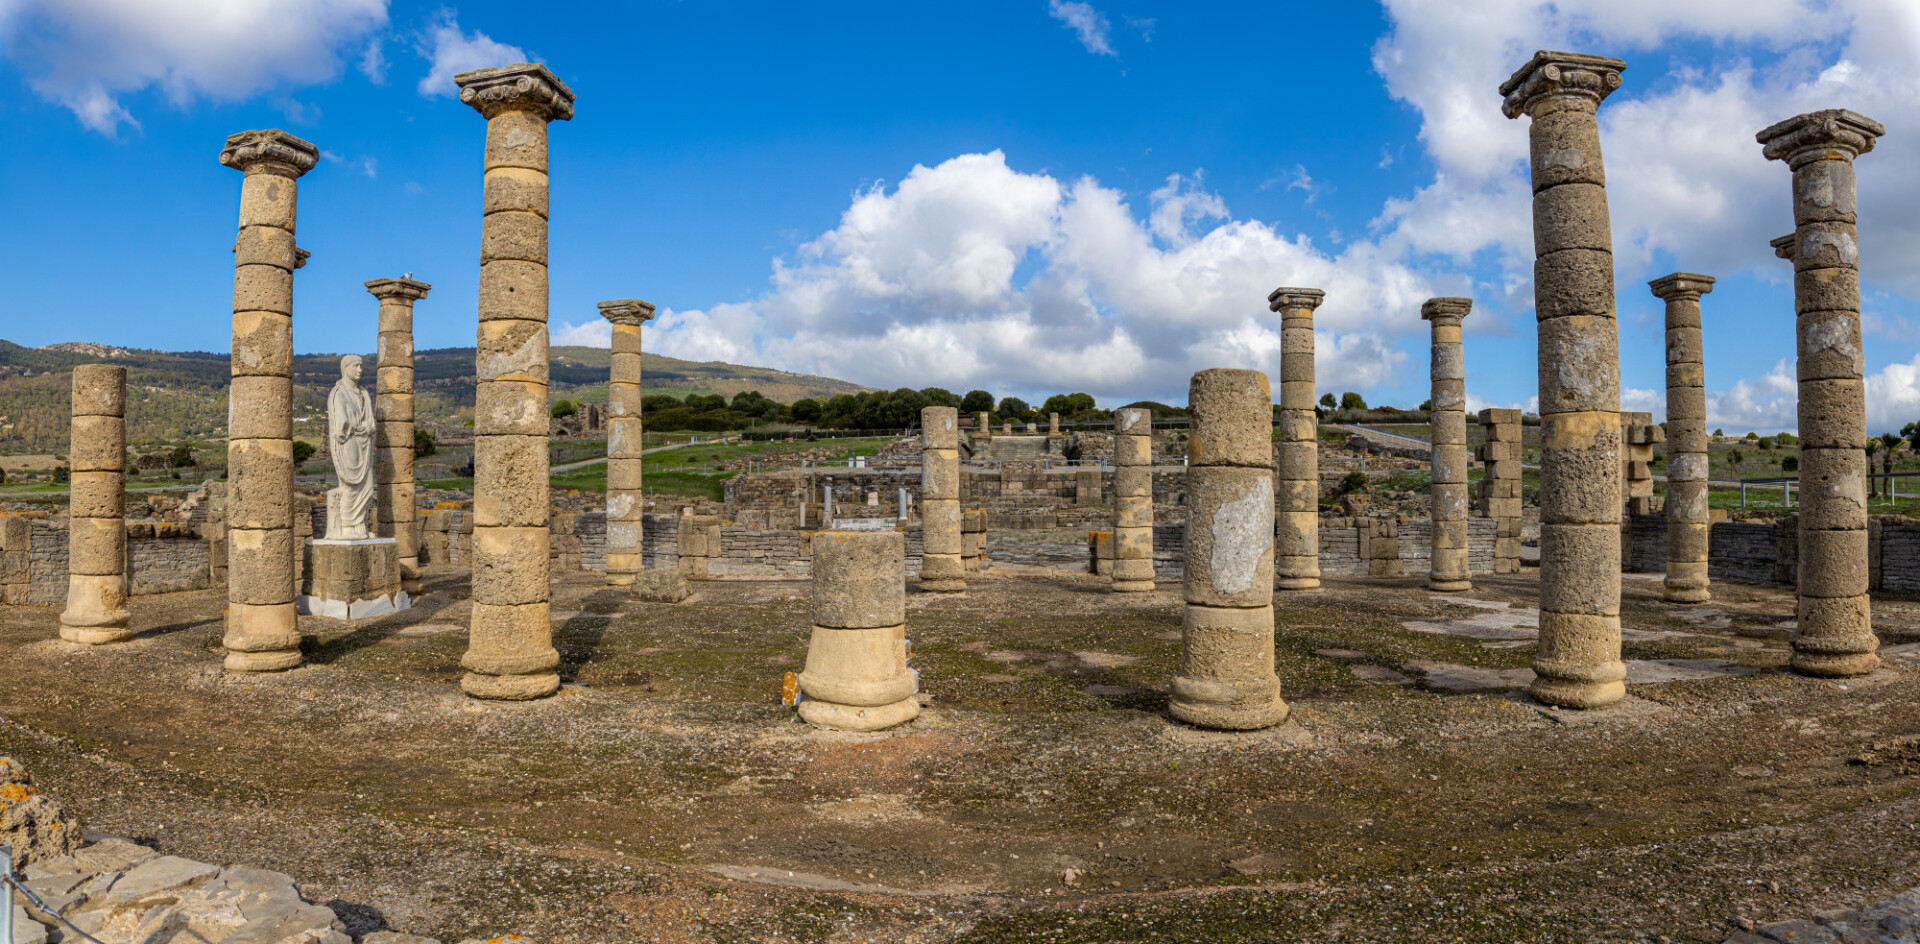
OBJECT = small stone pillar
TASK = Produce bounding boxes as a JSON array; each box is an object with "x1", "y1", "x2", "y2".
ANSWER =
[
  {"x1": 456, "y1": 63, "x2": 574, "y2": 701},
  {"x1": 598, "y1": 299, "x2": 656, "y2": 586},
  {"x1": 1171, "y1": 369, "x2": 1287, "y2": 730},
  {"x1": 1759, "y1": 109, "x2": 1884, "y2": 677},
  {"x1": 366, "y1": 276, "x2": 430, "y2": 595},
  {"x1": 919, "y1": 406, "x2": 965, "y2": 592},
  {"x1": 1269, "y1": 287, "x2": 1324, "y2": 591},
  {"x1": 1501, "y1": 50, "x2": 1628, "y2": 709},
  {"x1": 1106, "y1": 407, "x2": 1151, "y2": 592},
  {"x1": 798, "y1": 529, "x2": 920, "y2": 731},
  {"x1": 1620, "y1": 412, "x2": 1661, "y2": 515},
  {"x1": 974, "y1": 412, "x2": 991, "y2": 441},
  {"x1": 220, "y1": 129, "x2": 317, "y2": 674},
  {"x1": 61, "y1": 365, "x2": 130, "y2": 644},
  {"x1": 1476, "y1": 409, "x2": 1525, "y2": 574},
  {"x1": 961, "y1": 509, "x2": 988, "y2": 573},
  {"x1": 1650, "y1": 273, "x2": 1714, "y2": 603},
  {"x1": 1423, "y1": 297, "x2": 1474, "y2": 592}
]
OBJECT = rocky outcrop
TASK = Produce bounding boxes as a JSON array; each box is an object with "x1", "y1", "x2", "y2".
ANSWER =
[{"x1": 0, "y1": 757, "x2": 84, "y2": 868}]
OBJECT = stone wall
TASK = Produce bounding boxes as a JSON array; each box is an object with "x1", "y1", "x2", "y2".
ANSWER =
[
  {"x1": 1707, "y1": 521, "x2": 1779, "y2": 584},
  {"x1": 1878, "y1": 518, "x2": 1920, "y2": 591},
  {"x1": 19, "y1": 520, "x2": 212, "y2": 605}
]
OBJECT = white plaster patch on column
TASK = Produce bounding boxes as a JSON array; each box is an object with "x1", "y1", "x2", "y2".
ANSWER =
[
  {"x1": 1209, "y1": 476, "x2": 1272, "y2": 596},
  {"x1": 1803, "y1": 232, "x2": 1859, "y2": 265}
]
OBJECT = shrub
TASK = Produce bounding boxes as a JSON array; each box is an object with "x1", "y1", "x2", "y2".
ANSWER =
[
  {"x1": 291, "y1": 440, "x2": 315, "y2": 466},
  {"x1": 413, "y1": 429, "x2": 436, "y2": 458},
  {"x1": 169, "y1": 443, "x2": 195, "y2": 468},
  {"x1": 551, "y1": 399, "x2": 578, "y2": 419}
]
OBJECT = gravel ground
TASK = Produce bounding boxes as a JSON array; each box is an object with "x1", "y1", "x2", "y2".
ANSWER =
[{"x1": 3, "y1": 567, "x2": 1920, "y2": 942}]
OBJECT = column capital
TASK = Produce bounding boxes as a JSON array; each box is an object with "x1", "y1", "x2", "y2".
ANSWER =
[
  {"x1": 219, "y1": 129, "x2": 318, "y2": 178},
  {"x1": 1420, "y1": 297, "x2": 1473, "y2": 322},
  {"x1": 1770, "y1": 234, "x2": 1796, "y2": 259},
  {"x1": 1267, "y1": 286, "x2": 1325, "y2": 313},
  {"x1": 366, "y1": 276, "x2": 432, "y2": 301},
  {"x1": 1499, "y1": 50, "x2": 1625, "y2": 119},
  {"x1": 455, "y1": 63, "x2": 575, "y2": 121},
  {"x1": 1647, "y1": 272, "x2": 1715, "y2": 301},
  {"x1": 1758, "y1": 109, "x2": 1884, "y2": 167},
  {"x1": 598, "y1": 299, "x2": 657, "y2": 326}
]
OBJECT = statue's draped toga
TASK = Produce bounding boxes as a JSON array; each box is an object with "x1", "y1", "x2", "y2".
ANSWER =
[{"x1": 326, "y1": 355, "x2": 376, "y2": 540}]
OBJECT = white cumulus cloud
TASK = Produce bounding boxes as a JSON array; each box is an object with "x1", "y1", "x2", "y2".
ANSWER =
[
  {"x1": 1048, "y1": 0, "x2": 1115, "y2": 57},
  {"x1": 414, "y1": 10, "x2": 528, "y2": 98}
]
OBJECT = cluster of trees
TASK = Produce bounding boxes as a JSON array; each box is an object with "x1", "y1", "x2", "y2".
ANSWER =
[{"x1": 639, "y1": 391, "x2": 788, "y2": 432}]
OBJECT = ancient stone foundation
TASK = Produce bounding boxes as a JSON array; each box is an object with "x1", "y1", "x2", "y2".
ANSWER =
[
  {"x1": 1503, "y1": 50, "x2": 1628, "y2": 709},
  {"x1": 367, "y1": 276, "x2": 430, "y2": 595},
  {"x1": 797, "y1": 530, "x2": 920, "y2": 732},
  {"x1": 962, "y1": 509, "x2": 988, "y2": 574},
  {"x1": 1270, "y1": 287, "x2": 1324, "y2": 591},
  {"x1": 919, "y1": 406, "x2": 966, "y2": 592},
  {"x1": 1111, "y1": 407, "x2": 1155, "y2": 592},
  {"x1": 1760, "y1": 108, "x2": 1884, "y2": 677},
  {"x1": 1620, "y1": 412, "x2": 1662, "y2": 516},
  {"x1": 1650, "y1": 272, "x2": 1714, "y2": 603},
  {"x1": 599, "y1": 299, "x2": 655, "y2": 586},
  {"x1": 456, "y1": 63, "x2": 574, "y2": 701},
  {"x1": 60, "y1": 364, "x2": 130, "y2": 644},
  {"x1": 1476, "y1": 409, "x2": 1525, "y2": 574},
  {"x1": 1423, "y1": 297, "x2": 1473, "y2": 593},
  {"x1": 1171, "y1": 369, "x2": 1287, "y2": 731},
  {"x1": 677, "y1": 514, "x2": 721, "y2": 578},
  {"x1": 220, "y1": 128, "x2": 317, "y2": 674}
]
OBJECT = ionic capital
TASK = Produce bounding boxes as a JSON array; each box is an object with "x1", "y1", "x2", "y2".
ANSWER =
[
  {"x1": 456, "y1": 63, "x2": 576, "y2": 122},
  {"x1": 598, "y1": 299, "x2": 657, "y2": 326},
  {"x1": 219, "y1": 129, "x2": 318, "y2": 178},
  {"x1": 1499, "y1": 50, "x2": 1625, "y2": 120},
  {"x1": 1267, "y1": 286, "x2": 1325, "y2": 314},
  {"x1": 366, "y1": 277, "x2": 432, "y2": 301},
  {"x1": 1420, "y1": 297, "x2": 1473, "y2": 323},
  {"x1": 1647, "y1": 272, "x2": 1715, "y2": 302},
  {"x1": 1758, "y1": 109, "x2": 1884, "y2": 168}
]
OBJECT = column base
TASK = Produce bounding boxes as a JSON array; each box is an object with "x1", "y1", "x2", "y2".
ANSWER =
[
  {"x1": 1274, "y1": 576, "x2": 1321, "y2": 591},
  {"x1": 1426, "y1": 576, "x2": 1472, "y2": 593},
  {"x1": 1111, "y1": 579, "x2": 1156, "y2": 593},
  {"x1": 1662, "y1": 583, "x2": 1710, "y2": 604},
  {"x1": 797, "y1": 697, "x2": 920, "y2": 732},
  {"x1": 1526, "y1": 676, "x2": 1625, "y2": 710},
  {"x1": 59, "y1": 623, "x2": 133, "y2": 645},
  {"x1": 1169, "y1": 691, "x2": 1289, "y2": 731},
  {"x1": 1789, "y1": 649, "x2": 1880, "y2": 678},
  {"x1": 918, "y1": 578, "x2": 967, "y2": 593},
  {"x1": 225, "y1": 649, "x2": 304, "y2": 673},
  {"x1": 462, "y1": 671, "x2": 561, "y2": 700}
]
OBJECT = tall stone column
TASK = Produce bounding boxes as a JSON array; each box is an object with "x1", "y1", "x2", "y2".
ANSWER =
[
  {"x1": 1501, "y1": 50, "x2": 1628, "y2": 709},
  {"x1": 797, "y1": 529, "x2": 919, "y2": 731},
  {"x1": 220, "y1": 129, "x2": 317, "y2": 674},
  {"x1": 61, "y1": 365, "x2": 130, "y2": 644},
  {"x1": 1172, "y1": 369, "x2": 1287, "y2": 730},
  {"x1": 598, "y1": 299, "x2": 655, "y2": 586},
  {"x1": 919, "y1": 406, "x2": 965, "y2": 592},
  {"x1": 1759, "y1": 109, "x2": 1884, "y2": 677},
  {"x1": 1269, "y1": 287, "x2": 1324, "y2": 591},
  {"x1": 1423, "y1": 297, "x2": 1474, "y2": 592},
  {"x1": 366, "y1": 276, "x2": 431, "y2": 595},
  {"x1": 1111, "y1": 407, "x2": 1155, "y2": 592},
  {"x1": 455, "y1": 63, "x2": 574, "y2": 700},
  {"x1": 1651, "y1": 274, "x2": 1715, "y2": 602}
]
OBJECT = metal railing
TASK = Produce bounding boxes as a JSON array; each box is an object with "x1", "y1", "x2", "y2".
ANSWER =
[
  {"x1": 1728, "y1": 470, "x2": 1920, "y2": 508},
  {"x1": 2, "y1": 844, "x2": 132, "y2": 944}
]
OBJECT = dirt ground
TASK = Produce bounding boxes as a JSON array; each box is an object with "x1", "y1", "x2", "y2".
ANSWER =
[{"x1": 4, "y1": 566, "x2": 1920, "y2": 943}]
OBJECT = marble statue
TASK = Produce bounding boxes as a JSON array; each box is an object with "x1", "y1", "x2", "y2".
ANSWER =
[{"x1": 325, "y1": 355, "x2": 376, "y2": 540}]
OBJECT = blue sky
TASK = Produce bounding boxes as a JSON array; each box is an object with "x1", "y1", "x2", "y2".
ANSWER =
[{"x1": 2, "y1": 0, "x2": 1918, "y2": 434}]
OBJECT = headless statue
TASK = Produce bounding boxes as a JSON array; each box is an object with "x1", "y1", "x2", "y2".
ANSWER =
[{"x1": 325, "y1": 354, "x2": 376, "y2": 540}]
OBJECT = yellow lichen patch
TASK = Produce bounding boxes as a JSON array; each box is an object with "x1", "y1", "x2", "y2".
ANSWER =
[{"x1": 0, "y1": 782, "x2": 38, "y2": 803}]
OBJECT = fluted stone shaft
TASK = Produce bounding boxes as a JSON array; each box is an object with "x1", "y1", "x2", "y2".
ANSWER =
[
  {"x1": 598, "y1": 299, "x2": 655, "y2": 586},
  {"x1": 1502, "y1": 50, "x2": 1628, "y2": 710},
  {"x1": 919, "y1": 406, "x2": 965, "y2": 592},
  {"x1": 1172, "y1": 369, "x2": 1287, "y2": 731},
  {"x1": 1269, "y1": 287, "x2": 1324, "y2": 591},
  {"x1": 1760, "y1": 109, "x2": 1885, "y2": 678},
  {"x1": 367, "y1": 277, "x2": 431, "y2": 595},
  {"x1": 798, "y1": 529, "x2": 920, "y2": 731},
  {"x1": 455, "y1": 63, "x2": 574, "y2": 701},
  {"x1": 1111, "y1": 407, "x2": 1155, "y2": 592},
  {"x1": 1423, "y1": 297, "x2": 1474, "y2": 592},
  {"x1": 1649, "y1": 273, "x2": 1715, "y2": 604},
  {"x1": 61, "y1": 365, "x2": 129, "y2": 644},
  {"x1": 220, "y1": 129, "x2": 317, "y2": 674}
]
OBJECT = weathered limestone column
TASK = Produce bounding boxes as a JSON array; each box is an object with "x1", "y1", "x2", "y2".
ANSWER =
[
  {"x1": 456, "y1": 63, "x2": 574, "y2": 700},
  {"x1": 1424, "y1": 297, "x2": 1474, "y2": 593},
  {"x1": 61, "y1": 365, "x2": 130, "y2": 644},
  {"x1": 220, "y1": 129, "x2": 317, "y2": 673},
  {"x1": 1649, "y1": 273, "x2": 1714, "y2": 603},
  {"x1": 1759, "y1": 109, "x2": 1884, "y2": 677},
  {"x1": 1501, "y1": 50, "x2": 1627, "y2": 709},
  {"x1": 598, "y1": 299, "x2": 655, "y2": 586},
  {"x1": 797, "y1": 530, "x2": 920, "y2": 731},
  {"x1": 919, "y1": 406, "x2": 965, "y2": 592},
  {"x1": 366, "y1": 276, "x2": 431, "y2": 595},
  {"x1": 1171, "y1": 369, "x2": 1287, "y2": 730},
  {"x1": 1111, "y1": 407, "x2": 1155, "y2": 592},
  {"x1": 1476, "y1": 409, "x2": 1525, "y2": 573},
  {"x1": 1269, "y1": 287, "x2": 1324, "y2": 591}
]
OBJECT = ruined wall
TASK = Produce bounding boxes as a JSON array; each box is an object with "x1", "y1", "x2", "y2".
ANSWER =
[{"x1": 20, "y1": 521, "x2": 212, "y2": 604}]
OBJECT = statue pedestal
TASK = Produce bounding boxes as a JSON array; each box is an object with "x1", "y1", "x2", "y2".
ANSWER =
[{"x1": 297, "y1": 537, "x2": 410, "y2": 620}]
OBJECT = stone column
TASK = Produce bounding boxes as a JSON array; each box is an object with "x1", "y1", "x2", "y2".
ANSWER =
[
  {"x1": 61, "y1": 365, "x2": 130, "y2": 644},
  {"x1": 1423, "y1": 297, "x2": 1474, "y2": 593},
  {"x1": 1501, "y1": 51, "x2": 1628, "y2": 709},
  {"x1": 919, "y1": 406, "x2": 965, "y2": 592},
  {"x1": 1759, "y1": 109, "x2": 1885, "y2": 677},
  {"x1": 219, "y1": 129, "x2": 317, "y2": 674},
  {"x1": 1171, "y1": 369, "x2": 1287, "y2": 730},
  {"x1": 1269, "y1": 287, "x2": 1324, "y2": 591},
  {"x1": 455, "y1": 63, "x2": 574, "y2": 700},
  {"x1": 598, "y1": 299, "x2": 655, "y2": 586},
  {"x1": 1112, "y1": 407, "x2": 1155, "y2": 592},
  {"x1": 1649, "y1": 273, "x2": 1714, "y2": 603},
  {"x1": 797, "y1": 530, "x2": 919, "y2": 731},
  {"x1": 366, "y1": 276, "x2": 431, "y2": 595},
  {"x1": 1476, "y1": 409, "x2": 1525, "y2": 574}
]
